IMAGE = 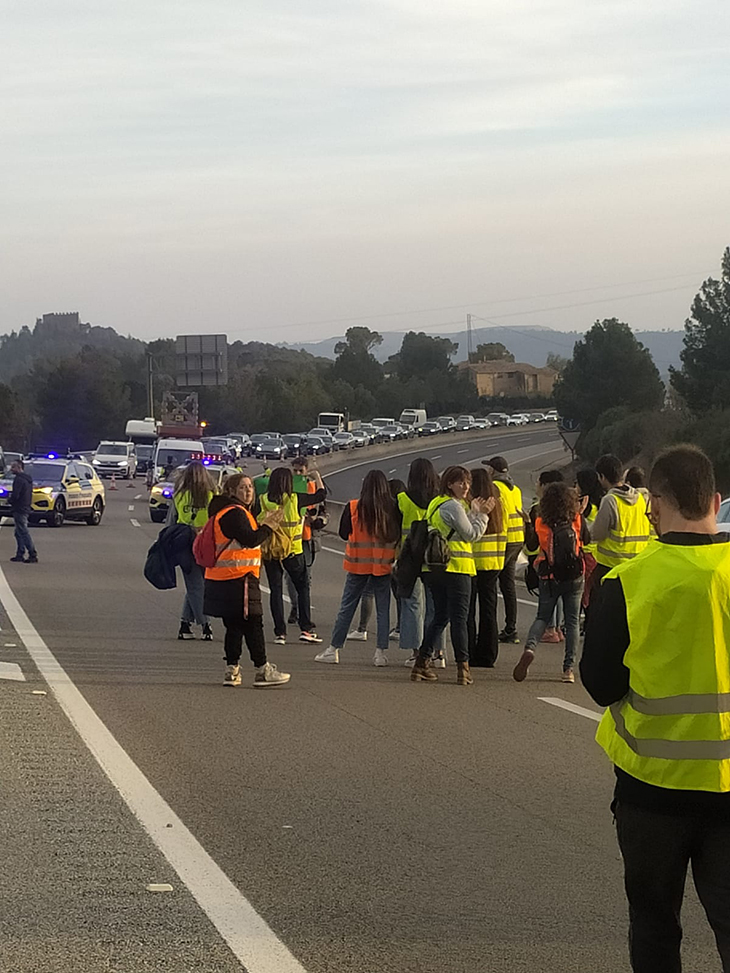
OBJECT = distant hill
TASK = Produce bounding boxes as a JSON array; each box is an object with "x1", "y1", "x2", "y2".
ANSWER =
[
  {"x1": 0, "y1": 312, "x2": 145, "y2": 382},
  {"x1": 281, "y1": 326, "x2": 685, "y2": 374}
]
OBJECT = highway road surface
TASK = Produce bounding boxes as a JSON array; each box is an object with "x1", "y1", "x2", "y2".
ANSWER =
[{"x1": 0, "y1": 426, "x2": 720, "y2": 973}]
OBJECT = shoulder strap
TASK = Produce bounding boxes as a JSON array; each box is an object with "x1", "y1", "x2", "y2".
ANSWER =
[{"x1": 430, "y1": 499, "x2": 455, "y2": 540}]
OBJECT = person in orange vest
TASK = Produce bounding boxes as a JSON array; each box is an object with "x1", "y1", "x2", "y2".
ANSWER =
[
  {"x1": 203, "y1": 473, "x2": 290, "y2": 688},
  {"x1": 314, "y1": 470, "x2": 401, "y2": 667}
]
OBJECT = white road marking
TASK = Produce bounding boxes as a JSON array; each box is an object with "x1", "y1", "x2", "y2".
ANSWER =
[
  {"x1": 4, "y1": 642, "x2": 18, "y2": 647},
  {"x1": 539, "y1": 697, "x2": 602, "y2": 722},
  {"x1": 0, "y1": 661, "x2": 25, "y2": 681},
  {"x1": 431, "y1": 455, "x2": 442, "y2": 460},
  {"x1": 135, "y1": 494, "x2": 143, "y2": 500},
  {"x1": 130, "y1": 518, "x2": 141, "y2": 528},
  {"x1": 259, "y1": 582, "x2": 293, "y2": 606},
  {"x1": 321, "y1": 545, "x2": 344, "y2": 556},
  {"x1": 0, "y1": 563, "x2": 308, "y2": 973},
  {"x1": 128, "y1": 505, "x2": 135, "y2": 511},
  {"x1": 457, "y1": 448, "x2": 469, "y2": 454},
  {"x1": 388, "y1": 468, "x2": 397, "y2": 474}
]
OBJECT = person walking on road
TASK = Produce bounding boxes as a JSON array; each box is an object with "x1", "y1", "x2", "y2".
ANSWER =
[
  {"x1": 285, "y1": 455, "x2": 320, "y2": 625},
  {"x1": 524, "y1": 470, "x2": 566, "y2": 644},
  {"x1": 591, "y1": 453, "x2": 651, "y2": 586},
  {"x1": 203, "y1": 473, "x2": 290, "y2": 688},
  {"x1": 575, "y1": 467, "x2": 604, "y2": 613},
  {"x1": 467, "y1": 466, "x2": 506, "y2": 667},
  {"x1": 315, "y1": 470, "x2": 401, "y2": 667},
  {"x1": 487, "y1": 456, "x2": 526, "y2": 645},
  {"x1": 9, "y1": 460, "x2": 38, "y2": 564},
  {"x1": 167, "y1": 461, "x2": 215, "y2": 641},
  {"x1": 411, "y1": 466, "x2": 493, "y2": 686},
  {"x1": 513, "y1": 482, "x2": 588, "y2": 684},
  {"x1": 257, "y1": 466, "x2": 326, "y2": 645},
  {"x1": 581, "y1": 445, "x2": 730, "y2": 973}
]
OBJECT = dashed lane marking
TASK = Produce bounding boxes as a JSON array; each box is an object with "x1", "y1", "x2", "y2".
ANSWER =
[
  {"x1": 539, "y1": 697, "x2": 602, "y2": 721},
  {"x1": 431, "y1": 455, "x2": 442, "y2": 460},
  {"x1": 135, "y1": 494, "x2": 143, "y2": 500},
  {"x1": 457, "y1": 448, "x2": 469, "y2": 453},
  {"x1": 0, "y1": 661, "x2": 25, "y2": 681},
  {"x1": 130, "y1": 519, "x2": 141, "y2": 528},
  {"x1": 128, "y1": 505, "x2": 135, "y2": 511},
  {"x1": 388, "y1": 468, "x2": 397, "y2": 474}
]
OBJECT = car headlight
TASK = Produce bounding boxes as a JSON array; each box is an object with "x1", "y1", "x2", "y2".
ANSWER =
[
  {"x1": 151, "y1": 486, "x2": 163, "y2": 495},
  {"x1": 92, "y1": 459, "x2": 100, "y2": 465},
  {"x1": 40, "y1": 487, "x2": 54, "y2": 494},
  {"x1": 118, "y1": 460, "x2": 127, "y2": 466}
]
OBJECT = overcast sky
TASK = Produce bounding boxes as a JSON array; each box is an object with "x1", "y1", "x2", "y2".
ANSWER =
[{"x1": 3, "y1": 0, "x2": 729, "y2": 345}]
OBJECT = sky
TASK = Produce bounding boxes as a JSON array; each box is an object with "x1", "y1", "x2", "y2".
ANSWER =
[{"x1": 3, "y1": 0, "x2": 730, "y2": 345}]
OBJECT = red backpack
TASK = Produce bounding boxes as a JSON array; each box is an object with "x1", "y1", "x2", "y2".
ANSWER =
[{"x1": 193, "y1": 508, "x2": 233, "y2": 568}]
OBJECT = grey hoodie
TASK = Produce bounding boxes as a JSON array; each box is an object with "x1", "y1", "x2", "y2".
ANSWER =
[{"x1": 589, "y1": 484, "x2": 642, "y2": 544}]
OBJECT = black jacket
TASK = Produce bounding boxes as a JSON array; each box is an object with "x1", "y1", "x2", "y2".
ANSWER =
[
  {"x1": 10, "y1": 471, "x2": 33, "y2": 516},
  {"x1": 203, "y1": 495, "x2": 272, "y2": 619},
  {"x1": 581, "y1": 531, "x2": 730, "y2": 818}
]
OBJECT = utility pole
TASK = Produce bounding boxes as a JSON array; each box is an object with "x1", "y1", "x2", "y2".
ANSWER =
[
  {"x1": 146, "y1": 351, "x2": 154, "y2": 418},
  {"x1": 466, "y1": 313, "x2": 474, "y2": 360}
]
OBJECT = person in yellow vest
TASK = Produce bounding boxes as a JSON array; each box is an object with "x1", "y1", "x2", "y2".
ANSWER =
[
  {"x1": 411, "y1": 466, "x2": 494, "y2": 686},
  {"x1": 591, "y1": 453, "x2": 651, "y2": 586},
  {"x1": 167, "y1": 461, "x2": 216, "y2": 642},
  {"x1": 202, "y1": 473, "x2": 290, "y2": 687},
  {"x1": 487, "y1": 456, "x2": 526, "y2": 645},
  {"x1": 257, "y1": 466, "x2": 327, "y2": 645},
  {"x1": 286, "y1": 455, "x2": 320, "y2": 625},
  {"x1": 468, "y1": 466, "x2": 507, "y2": 667},
  {"x1": 575, "y1": 467, "x2": 604, "y2": 613},
  {"x1": 581, "y1": 445, "x2": 730, "y2": 973}
]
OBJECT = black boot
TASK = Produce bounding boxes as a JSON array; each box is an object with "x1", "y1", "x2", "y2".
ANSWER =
[
  {"x1": 178, "y1": 621, "x2": 194, "y2": 640},
  {"x1": 202, "y1": 623, "x2": 213, "y2": 641}
]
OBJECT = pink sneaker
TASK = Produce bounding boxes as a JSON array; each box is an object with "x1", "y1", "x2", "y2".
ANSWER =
[{"x1": 540, "y1": 627, "x2": 561, "y2": 644}]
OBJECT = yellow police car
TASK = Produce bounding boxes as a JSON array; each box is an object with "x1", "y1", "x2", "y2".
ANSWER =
[{"x1": 0, "y1": 457, "x2": 106, "y2": 527}]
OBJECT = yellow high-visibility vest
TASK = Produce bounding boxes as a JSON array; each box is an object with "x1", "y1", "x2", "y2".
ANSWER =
[
  {"x1": 583, "y1": 505, "x2": 598, "y2": 556},
  {"x1": 424, "y1": 495, "x2": 475, "y2": 576},
  {"x1": 494, "y1": 479, "x2": 524, "y2": 545},
  {"x1": 594, "y1": 492, "x2": 651, "y2": 568},
  {"x1": 397, "y1": 492, "x2": 427, "y2": 543},
  {"x1": 596, "y1": 541, "x2": 730, "y2": 792},
  {"x1": 258, "y1": 492, "x2": 303, "y2": 555}
]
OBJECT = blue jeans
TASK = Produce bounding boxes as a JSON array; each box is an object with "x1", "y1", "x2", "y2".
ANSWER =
[
  {"x1": 399, "y1": 576, "x2": 444, "y2": 654},
  {"x1": 13, "y1": 513, "x2": 36, "y2": 558},
  {"x1": 285, "y1": 539, "x2": 315, "y2": 616},
  {"x1": 357, "y1": 575, "x2": 400, "y2": 633},
  {"x1": 181, "y1": 562, "x2": 207, "y2": 626},
  {"x1": 331, "y1": 573, "x2": 391, "y2": 650},
  {"x1": 420, "y1": 572, "x2": 472, "y2": 664},
  {"x1": 525, "y1": 578, "x2": 583, "y2": 669}
]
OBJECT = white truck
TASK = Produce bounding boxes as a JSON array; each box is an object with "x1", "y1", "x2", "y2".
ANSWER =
[{"x1": 399, "y1": 408, "x2": 427, "y2": 429}]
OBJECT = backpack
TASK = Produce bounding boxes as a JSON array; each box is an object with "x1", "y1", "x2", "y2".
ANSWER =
[
  {"x1": 540, "y1": 521, "x2": 583, "y2": 584},
  {"x1": 423, "y1": 500, "x2": 455, "y2": 572},
  {"x1": 261, "y1": 527, "x2": 294, "y2": 561},
  {"x1": 394, "y1": 519, "x2": 429, "y2": 597},
  {"x1": 193, "y1": 517, "x2": 220, "y2": 568},
  {"x1": 144, "y1": 538, "x2": 176, "y2": 590}
]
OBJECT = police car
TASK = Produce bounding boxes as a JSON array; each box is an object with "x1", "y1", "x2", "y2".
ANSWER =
[
  {"x1": 0, "y1": 456, "x2": 106, "y2": 527},
  {"x1": 149, "y1": 461, "x2": 240, "y2": 523}
]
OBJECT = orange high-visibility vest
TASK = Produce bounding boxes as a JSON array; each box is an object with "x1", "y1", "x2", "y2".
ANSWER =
[
  {"x1": 302, "y1": 479, "x2": 316, "y2": 542},
  {"x1": 343, "y1": 499, "x2": 397, "y2": 576},
  {"x1": 205, "y1": 505, "x2": 262, "y2": 581}
]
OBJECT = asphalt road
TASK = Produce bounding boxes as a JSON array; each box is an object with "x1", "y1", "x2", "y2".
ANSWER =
[{"x1": 0, "y1": 426, "x2": 721, "y2": 973}]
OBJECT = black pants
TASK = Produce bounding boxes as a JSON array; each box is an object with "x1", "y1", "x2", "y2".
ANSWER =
[
  {"x1": 498, "y1": 543, "x2": 522, "y2": 635},
  {"x1": 421, "y1": 572, "x2": 472, "y2": 663},
  {"x1": 264, "y1": 553, "x2": 313, "y2": 636},
  {"x1": 615, "y1": 802, "x2": 730, "y2": 972},
  {"x1": 222, "y1": 615, "x2": 267, "y2": 668},
  {"x1": 467, "y1": 569, "x2": 500, "y2": 667}
]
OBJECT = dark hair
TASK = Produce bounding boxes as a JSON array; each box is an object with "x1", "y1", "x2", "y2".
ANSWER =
[
  {"x1": 388, "y1": 478, "x2": 407, "y2": 498},
  {"x1": 625, "y1": 466, "x2": 646, "y2": 489},
  {"x1": 470, "y1": 467, "x2": 504, "y2": 535},
  {"x1": 440, "y1": 465, "x2": 471, "y2": 496},
  {"x1": 576, "y1": 468, "x2": 604, "y2": 518},
  {"x1": 358, "y1": 470, "x2": 400, "y2": 544},
  {"x1": 12, "y1": 459, "x2": 24, "y2": 469},
  {"x1": 595, "y1": 454, "x2": 623, "y2": 485},
  {"x1": 223, "y1": 473, "x2": 253, "y2": 502},
  {"x1": 291, "y1": 455, "x2": 308, "y2": 470},
  {"x1": 268, "y1": 466, "x2": 293, "y2": 504},
  {"x1": 539, "y1": 482, "x2": 580, "y2": 528},
  {"x1": 649, "y1": 445, "x2": 716, "y2": 520},
  {"x1": 488, "y1": 455, "x2": 509, "y2": 474},
  {"x1": 407, "y1": 457, "x2": 439, "y2": 510},
  {"x1": 174, "y1": 460, "x2": 215, "y2": 510},
  {"x1": 538, "y1": 469, "x2": 564, "y2": 487}
]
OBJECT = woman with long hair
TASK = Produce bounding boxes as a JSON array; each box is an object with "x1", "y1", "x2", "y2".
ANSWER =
[
  {"x1": 513, "y1": 482, "x2": 589, "y2": 685},
  {"x1": 203, "y1": 474, "x2": 290, "y2": 687},
  {"x1": 167, "y1": 460, "x2": 216, "y2": 641},
  {"x1": 468, "y1": 466, "x2": 506, "y2": 668},
  {"x1": 411, "y1": 466, "x2": 493, "y2": 686},
  {"x1": 576, "y1": 467, "x2": 604, "y2": 612},
  {"x1": 257, "y1": 465, "x2": 327, "y2": 645},
  {"x1": 315, "y1": 469, "x2": 401, "y2": 666}
]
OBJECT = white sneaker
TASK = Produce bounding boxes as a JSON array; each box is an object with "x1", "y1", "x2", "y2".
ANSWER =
[
  {"x1": 373, "y1": 648, "x2": 388, "y2": 667},
  {"x1": 254, "y1": 662, "x2": 291, "y2": 688},
  {"x1": 273, "y1": 634, "x2": 286, "y2": 645},
  {"x1": 314, "y1": 645, "x2": 340, "y2": 664},
  {"x1": 223, "y1": 664, "x2": 241, "y2": 687},
  {"x1": 388, "y1": 628, "x2": 400, "y2": 642},
  {"x1": 432, "y1": 654, "x2": 446, "y2": 669},
  {"x1": 403, "y1": 653, "x2": 417, "y2": 667},
  {"x1": 347, "y1": 629, "x2": 367, "y2": 641}
]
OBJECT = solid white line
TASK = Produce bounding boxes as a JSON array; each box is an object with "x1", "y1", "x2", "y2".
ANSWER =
[
  {"x1": 0, "y1": 565, "x2": 307, "y2": 973},
  {"x1": 321, "y1": 545, "x2": 344, "y2": 556},
  {"x1": 259, "y1": 582, "x2": 292, "y2": 606},
  {"x1": 539, "y1": 697, "x2": 602, "y2": 722},
  {"x1": 0, "y1": 660, "x2": 25, "y2": 681},
  {"x1": 130, "y1": 518, "x2": 141, "y2": 528}
]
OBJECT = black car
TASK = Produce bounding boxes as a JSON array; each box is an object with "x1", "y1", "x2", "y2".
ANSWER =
[
  {"x1": 255, "y1": 437, "x2": 288, "y2": 460},
  {"x1": 306, "y1": 436, "x2": 331, "y2": 456},
  {"x1": 418, "y1": 421, "x2": 442, "y2": 437},
  {"x1": 283, "y1": 433, "x2": 308, "y2": 457},
  {"x1": 134, "y1": 444, "x2": 155, "y2": 474}
]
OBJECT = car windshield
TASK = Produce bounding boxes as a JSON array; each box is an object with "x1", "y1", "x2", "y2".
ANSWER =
[
  {"x1": 283, "y1": 435, "x2": 301, "y2": 444},
  {"x1": 202, "y1": 440, "x2": 228, "y2": 451},
  {"x1": 334, "y1": 433, "x2": 349, "y2": 440},
  {"x1": 383, "y1": 425, "x2": 399, "y2": 432},
  {"x1": 136, "y1": 445, "x2": 153, "y2": 458},
  {"x1": 24, "y1": 462, "x2": 64, "y2": 482},
  {"x1": 261, "y1": 438, "x2": 283, "y2": 446},
  {"x1": 309, "y1": 437, "x2": 323, "y2": 444},
  {"x1": 98, "y1": 443, "x2": 127, "y2": 455}
]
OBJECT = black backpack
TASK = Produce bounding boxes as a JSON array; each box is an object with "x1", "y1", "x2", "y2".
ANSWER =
[
  {"x1": 423, "y1": 501, "x2": 454, "y2": 572},
  {"x1": 540, "y1": 521, "x2": 583, "y2": 584}
]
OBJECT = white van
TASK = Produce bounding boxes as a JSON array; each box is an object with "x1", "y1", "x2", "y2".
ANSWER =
[
  {"x1": 150, "y1": 438, "x2": 204, "y2": 484},
  {"x1": 93, "y1": 441, "x2": 137, "y2": 479},
  {"x1": 371, "y1": 417, "x2": 396, "y2": 428},
  {"x1": 399, "y1": 409, "x2": 427, "y2": 428}
]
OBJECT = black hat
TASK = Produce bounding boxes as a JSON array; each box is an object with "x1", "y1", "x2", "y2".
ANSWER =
[{"x1": 483, "y1": 455, "x2": 508, "y2": 473}]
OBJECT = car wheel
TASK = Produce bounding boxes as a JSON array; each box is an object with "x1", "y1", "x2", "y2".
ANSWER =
[
  {"x1": 49, "y1": 498, "x2": 66, "y2": 528},
  {"x1": 86, "y1": 497, "x2": 104, "y2": 526}
]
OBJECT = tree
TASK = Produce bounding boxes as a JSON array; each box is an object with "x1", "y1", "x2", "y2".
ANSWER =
[
  {"x1": 389, "y1": 332, "x2": 458, "y2": 380},
  {"x1": 670, "y1": 247, "x2": 730, "y2": 414},
  {"x1": 333, "y1": 327, "x2": 383, "y2": 357},
  {"x1": 553, "y1": 318, "x2": 665, "y2": 430},
  {"x1": 546, "y1": 352, "x2": 569, "y2": 374},
  {"x1": 331, "y1": 327, "x2": 383, "y2": 389},
  {"x1": 468, "y1": 342, "x2": 514, "y2": 364}
]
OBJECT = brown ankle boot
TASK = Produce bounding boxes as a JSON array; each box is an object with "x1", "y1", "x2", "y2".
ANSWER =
[
  {"x1": 457, "y1": 661, "x2": 473, "y2": 686},
  {"x1": 411, "y1": 655, "x2": 438, "y2": 682}
]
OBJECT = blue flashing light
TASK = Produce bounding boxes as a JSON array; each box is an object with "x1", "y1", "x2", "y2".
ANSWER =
[
  {"x1": 47, "y1": 452, "x2": 57, "y2": 459},
  {"x1": 202, "y1": 459, "x2": 211, "y2": 465},
  {"x1": 162, "y1": 489, "x2": 172, "y2": 498}
]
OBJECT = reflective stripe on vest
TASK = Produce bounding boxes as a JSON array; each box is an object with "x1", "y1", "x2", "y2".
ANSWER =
[
  {"x1": 259, "y1": 492, "x2": 304, "y2": 555},
  {"x1": 472, "y1": 530, "x2": 508, "y2": 571},
  {"x1": 595, "y1": 541, "x2": 730, "y2": 792},
  {"x1": 397, "y1": 492, "x2": 427, "y2": 541},
  {"x1": 425, "y1": 495, "x2": 475, "y2": 575},
  {"x1": 343, "y1": 499, "x2": 396, "y2": 575},
  {"x1": 494, "y1": 480, "x2": 524, "y2": 544},
  {"x1": 594, "y1": 493, "x2": 651, "y2": 568},
  {"x1": 204, "y1": 505, "x2": 261, "y2": 581}
]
